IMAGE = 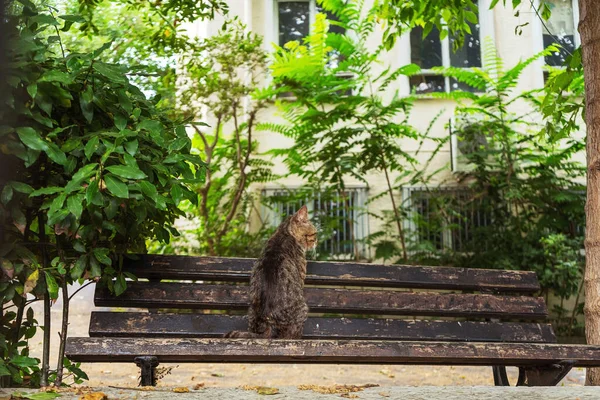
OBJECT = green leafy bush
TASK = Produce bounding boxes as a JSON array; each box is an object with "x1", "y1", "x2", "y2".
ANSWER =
[{"x1": 0, "y1": 0, "x2": 203, "y2": 386}]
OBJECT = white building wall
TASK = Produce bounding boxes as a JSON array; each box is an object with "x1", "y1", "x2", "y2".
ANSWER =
[{"x1": 191, "y1": 0, "x2": 586, "y2": 261}]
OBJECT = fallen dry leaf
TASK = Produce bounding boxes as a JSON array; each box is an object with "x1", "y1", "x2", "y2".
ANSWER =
[
  {"x1": 173, "y1": 387, "x2": 190, "y2": 393},
  {"x1": 379, "y1": 392, "x2": 390, "y2": 398},
  {"x1": 298, "y1": 384, "x2": 378, "y2": 395},
  {"x1": 341, "y1": 394, "x2": 359, "y2": 399},
  {"x1": 211, "y1": 373, "x2": 224, "y2": 377},
  {"x1": 241, "y1": 386, "x2": 280, "y2": 395},
  {"x1": 257, "y1": 387, "x2": 279, "y2": 395},
  {"x1": 379, "y1": 369, "x2": 395, "y2": 379},
  {"x1": 193, "y1": 383, "x2": 205, "y2": 390},
  {"x1": 79, "y1": 392, "x2": 107, "y2": 400}
]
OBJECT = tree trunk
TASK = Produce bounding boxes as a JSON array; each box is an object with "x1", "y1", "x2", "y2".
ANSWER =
[
  {"x1": 579, "y1": 0, "x2": 600, "y2": 386},
  {"x1": 54, "y1": 279, "x2": 69, "y2": 386},
  {"x1": 39, "y1": 214, "x2": 51, "y2": 387}
]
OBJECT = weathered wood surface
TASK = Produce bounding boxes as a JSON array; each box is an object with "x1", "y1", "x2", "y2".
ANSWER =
[
  {"x1": 122, "y1": 254, "x2": 541, "y2": 293},
  {"x1": 94, "y1": 282, "x2": 548, "y2": 319},
  {"x1": 88, "y1": 312, "x2": 557, "y2": 342},
  {"x1": 65, "y1": 338, "x2": 600, "y2": 367}
]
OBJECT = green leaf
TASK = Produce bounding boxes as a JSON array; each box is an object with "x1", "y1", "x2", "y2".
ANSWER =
[
  {"x1": 124, "y1": 140, "x2": 138, "y2": 156},
  {"x1": 13, "y1": 391, "x2": 61, "y2": 400},
  {"x1": 104, "y1": 174, "x2": 129, "y2": 198},
  {"x1": 27, "y1": 83, "x2": 37, "y2": 99},
  {"x1": 1, "y1": 185, "x2": 13, "y2": 205},
  {"x1": 73, "y1": 163, "x2": 98, "y2": 182},
  {"x1": 66, "y1": 163, "x2": 98, "y2": 193},
  {"x1": 168, "y1": 137, "x2": 189, "y2": 151},
  {"x1": 114, "y1": 114, "x2": 127, "y2": 131},
  {"x1": 80, "y1": 86, "x2": 94, "y2": 123},
  {"x1": 105, "y1": 165, "x2": 147, "y2": 179},
  {"x1": 71, "y1": 255, "x2": 87, "y2": 280},
  {"x1": 170, "y1": 184, "x2": 183, "y2": 204},
  {"x1": 89, "y1": 256, "x2": 102, "y2": 278},
  {"x1": 39, "y1": 70, "x2": 73, "y2": 85},
  {"x1": 59, "y1": 14, "x2": 86, "y2": 23},
  {"x1": 73, "y1": 241, "x2": 85, "y2": 253},
  {"x1": 10, "y1": 355, "x2": 38, "y2": 368},
  {"x1": 48, "y1": 193, "x2": 67, "y2": 219},
  {"x1": 114, "y1": 274, "x2": 127, "y2": 296},
  {"x1": 104, "y1": 198, "x2": 119, "y2": 219},
  {"x1": 93, "y1": 248, "x2": 111, "y2": 266},
  {"x1": 30, "y1": 186, "x2": 63, "y2": 197},
  {"x1": 9, "y1": 181, "x2": 33, "y2": 194},
  {"x1": 16, "y1": 0, "x2": 36, "y2": 10},
  {"x1": 139, "y1": 119, "x2": 164, "y2": 145},
  {"x1": 0, "y1": 363, "x2": 10, "y2": 377},
  {"x1": 117, "y1": 89, "x2": 132, "y2": 113},
  {"x1": 67, "y1": 194, "x2": 84, "y2": 219},
  {"x1": 45, "y1": 142, "x2": 67, "y2": 165},
  {"x1": 84, "y1": 136, "x2": 100, "y2": 160},
  {"x1": 139, "y1": 181, "x2": 158, "y2": 202},
  {"x1": 44, "y1": 272, "x2": 59, "y2": 300},
  {"x1": 490, "y1": 0, "x2": 501, "y2": 8},
  {"x1": 93, "y1": 63, "x2": 128, "y2": 84},
  {"x1": 86, "y1": 179, "x2": 99, "y2": 205},
  {"x1": 16, "y1": 127, "x2": 48, "y2": 151}
]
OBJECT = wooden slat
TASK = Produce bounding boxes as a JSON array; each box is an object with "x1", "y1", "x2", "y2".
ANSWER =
[
  {"x1": 123, "y1": 254, "x2": 541, "y2": 293},
  {"x1": 94, "y1": 282, "x2": 548, "y2": 319},
  {"x1": 89, "y1": 312, "x2": 557, "y2": 343},
  {"x1": 65, "y1": 338, "x2": 600, "y2": 367}
]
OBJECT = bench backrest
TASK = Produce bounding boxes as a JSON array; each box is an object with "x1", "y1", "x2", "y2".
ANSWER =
[{"x1": 90, "y1": 254, "x2": 556, "y2": 344}]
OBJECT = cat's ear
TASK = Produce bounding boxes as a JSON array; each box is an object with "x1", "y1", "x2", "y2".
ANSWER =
[{"x1": 294, "y1": 205, "x2": 309, "y2": 223}]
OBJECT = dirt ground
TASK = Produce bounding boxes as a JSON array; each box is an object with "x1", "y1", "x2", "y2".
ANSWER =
[{"x1": 27, "y1": 283, "x2": 588, "y2": 388}]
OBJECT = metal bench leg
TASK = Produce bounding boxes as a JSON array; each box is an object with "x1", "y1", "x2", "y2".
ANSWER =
[
  {"x1": 521, "y1": 361, "x2": 575, "y2": 386},
  {"x1": 493, "y1": 366, "x2": 527, "y2": 386},
  {"x1": 134, "y1": 356, "x2": 159, "y2": 386}
]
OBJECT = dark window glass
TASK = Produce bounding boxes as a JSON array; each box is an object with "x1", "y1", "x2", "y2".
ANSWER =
[
  {"x1": 449, "y1": 78, "x2": 481, "y2": 93},
  {"x1": 278, "y1": 2, "x2": 310, "y2": 46},
  {"x1": 449, "y1": 22, "x2": 481, "y2": 68},
  {"x1": 410, "y1": 75, "x2": 445, "y2": 94},
  {"x1": 410, "y1": 25, "x2": 443, "y2": 69},
  {"x1": 543, "y1": 0, "x2": 576, "y2": 66}
]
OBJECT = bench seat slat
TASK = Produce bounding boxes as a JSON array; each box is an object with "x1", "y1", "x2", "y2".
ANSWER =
[
  {"x1": 65, "y1": 338, "x2": 600, "y2": 367},
  {"x1": 94, "y1": 282, "x2": 548, "y2": 319},
  {"x1": 89, "y1": 312, "x2": 557, "y2": 343},
  {"x1": 123, "y1": 254, "x2": 540, "y2": 293}
]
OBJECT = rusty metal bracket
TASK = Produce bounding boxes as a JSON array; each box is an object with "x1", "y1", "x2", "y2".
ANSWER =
[
  {"x1": 134, "y1": 356, "x2": 159, "y2": 386},
  {"x1": 492, "y1": 366, "x2": 526, "y2": 386},
  {"x1": 493, "y1": 361, "x2": 574, "y2": 386},
  {"x1": 521, "y1": 361, "x2": 575, "y2": 386}
]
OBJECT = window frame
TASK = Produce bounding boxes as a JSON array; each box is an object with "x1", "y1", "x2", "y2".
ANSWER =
[
  {"x1": 260, "y1": 186, "x2": 369, "y2": 259},
  {"x1": 532, "y1": 0, "x2": 580, "y2": 87},
  {"x1": 405, "y1": 0, "x2": 496, "y2": 95},
  {"x1": 273, "y1": 0, "x2": 318, "y2": 48},
  {"x1": 402, "y1": 186, "x2": 494, "y2": 253}
]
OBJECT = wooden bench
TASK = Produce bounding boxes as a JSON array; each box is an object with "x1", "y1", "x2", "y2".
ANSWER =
[{"x1": 65, "y1": 254, "x2": 600, "y2": 387}]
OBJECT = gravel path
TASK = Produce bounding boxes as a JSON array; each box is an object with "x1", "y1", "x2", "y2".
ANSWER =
[{"x1": 5, "y1": 386, "x2": 600, "y2": 400}]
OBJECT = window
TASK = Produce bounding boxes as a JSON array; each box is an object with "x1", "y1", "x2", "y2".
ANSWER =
[
  {"x1": 409, "y1": 0, "x2": 493, "y2": 94},
  {"x1": 276, "y1": 0, "x2": 346, "y2": 47},
  {"x1": 540, "y1": 0, "x2": 579, "y2": 67},
  {"x1": 402, "y1": 187, "x2": 493, "y2": 252},
  {"x1": 261, "y1": 188, "x2": 368, "y2": 260}
]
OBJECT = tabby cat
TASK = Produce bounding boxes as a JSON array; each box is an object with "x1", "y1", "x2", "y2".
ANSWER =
[{"x1": 225, "y1": 205, "x2": 317, "y2": 339}]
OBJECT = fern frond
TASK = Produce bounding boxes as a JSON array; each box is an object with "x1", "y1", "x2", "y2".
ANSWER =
[{"x1": 496, "y1": 45, "x2": 556, "y2": 94}]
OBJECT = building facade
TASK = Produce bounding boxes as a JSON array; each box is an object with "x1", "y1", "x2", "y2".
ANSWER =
[{"x1": 189, "y1": 0, "x2": 584, "y2": 261}]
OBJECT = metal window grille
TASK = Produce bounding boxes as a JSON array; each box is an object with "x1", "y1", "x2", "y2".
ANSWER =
[
  {"x1": 261, "y1": 188, "x2": 369, "y2": 259},
  {"x1": 402, "y1": 186, "x2": 493, "y2": 252}
]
